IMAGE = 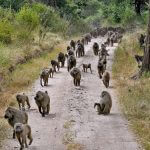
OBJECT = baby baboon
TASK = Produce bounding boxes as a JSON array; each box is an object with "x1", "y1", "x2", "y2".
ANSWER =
[
  {"x1": 93, "y1": 42, "x2": 99, "y2": 56},
  {"x1": 134, "y1": 55, "x2": 143, "y2": 68},
  {"x1": 4, "y1": 107, "x2": 28, "y2": 138},
  {"x1": 102, "y1": 72, "x2": 110, "y2": 88},
  {"x1": 81, "y1": 38, "x2": 85, "y2": 45},
  {"x1": 40, "y1": 69, "x2": 49, "y2": 87},
  {"x1": 82, "y1": 64, "x2": 92, "y2": 73},
  {"x1": 139, "y1": 34, "x2": 146, "y2": 48},
  {"x1": 97, "y1": 60, "x2": 105, "y2": 79},
  {"x1": 68, "y1": 49, "x2": 75, "y2": 57},
  {"x1": 70, "y1": 67, "x2": 81, "y2": 86},
  {"x1": 16, "y1": 93, "x2": 31, "y2": 111},
  {"x1": 34, "y1": 91, "x2": 50, "y2": 117},
  {"x1": 94, "y1": 91, "x2": 112, "y2": 115},
  {"x1": 67, "y1": 55, "x2": 76, "y2": 72},
  {"x1": 58, "y1": 52, "x2": 65, "y2": 67},
  {"x1": 48, "y1": 68, "x2": 54, "y2": 78},
  {"x1": 67, "y1": 46, "x2": 71, "y2": 51},
  {"x1": 14, "y1": 123, "x2": 33, "y2": 150},
  {"x1": 70, "y1": 40, "x2": 76, "y2": 50},
  {"x1": 51, "y1": 60, "x2": 60, "y2": 72}
]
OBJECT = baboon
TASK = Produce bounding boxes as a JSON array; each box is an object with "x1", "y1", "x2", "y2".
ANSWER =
[
  {"x1": 40, "y1": 69, "x2": 49, "y2": 87},
  {"x1": 84, "y1": 34, "x2": 91, "y2": 44},
  {"x1": 76, "y1": 43, "x2": 85, "y2": 57},
  {"x1": 134, "y1": 55, "x2": 143, "y2": 68},
  {"x1": 102, "y1": 72, "x2": 110, "y2": 88},
  {"x1": 67, "y1": 55, "x2": 76, "y2": 72},
  {"x1": 97, "y1": 60, "x2": 105, "y2": 79},
  {"x1": 14, "y1": 123, "x2": 33, "y2": 150},
  {"x1": 70, "y1": 67, "x2": 81, "y2": 86},
  {"x1": 4, "y1": 107, "x2": 28, "y2": 138},
  {"x1": 58, "y1": 52, "x2": 65, "y2": 67},
  {"x1": 68, "y1": 49, "x2": 75, "y2": 56},
  {"x1": 94, "y1": 91, "x2": 112, "y2": 115},
  {"x1": 51, "y1": 60, "x2": 60, "y2": 72},
  {"x1": 93, "y1": 42, "x2": 99, "y2": 56},
  {"x1": 139, "y1": 34, "x2": 146, "y2": 48},
  {"x1": 81, "y1": 38, "x2": 85, "y2": 45},
  {"x1": 48, "y1": 68, "x2": 54, "y2": 78},
  {"x1": 16, "y1": 93, "x2": 31, "y2": 111},
  {"x1": 67, "y1": 46, "x2": 71, "y2": 51},
  {"x1": 82, "y1": 64, "x2": 92, "y2": 73},
  {"x1": 70, "y1": 40, "x2": 76, "y2": 50},
  {"x1": 34, "y1": 91, "x2": 50, "y2": 117}
]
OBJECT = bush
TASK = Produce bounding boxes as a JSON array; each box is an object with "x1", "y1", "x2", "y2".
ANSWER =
[
  {"x1": 16, "y1": 5, "x2": 39, "y2": 32},
  {"x1": 0, "y1": 19, "x2": 13, "y2": 44}
]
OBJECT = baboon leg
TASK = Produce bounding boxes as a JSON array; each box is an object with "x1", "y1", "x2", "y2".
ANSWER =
[
  {"x1": 90, "y1": 67, "x2": 92, "y2": 74},
  {"x1": 26, "y1": 99, "x2": 31, "y2": 109},
  {"x1": 46, "y1": 104, "x2": 50, "y2": 115},
  {"x1": 13, "y1": 130, "x2": 16, "y2": 139},
  {"x1": 38, "y1": 106, "x2": 42, "y2": 114},
  {"x1": 22, "y1": 102, "x2": 25, "y2": 111},
  {"x1": 24, "y1": 137, "x2": 28, "y2": 148},
  {"x1": 67, "y1": 66, "x2": 69, "y2": 72},
  {"x1": 74, "y1": 78, "x2": 76, "y2": 86},
  {"x1": 44, "y1": 80, "x2": 46, "y2": 86},
  {"x1": 18, "y1": 102, "x2": 21, "y2": 110},
  {"x1": 28, "y1": 133, "x2": 33, "y2": 145},
  {"x1": 42, "y1": 107, "x2": 46, "y2": 117}
]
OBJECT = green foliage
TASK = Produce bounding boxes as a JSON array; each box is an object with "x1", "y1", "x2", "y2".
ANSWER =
[
  {"x1": 0, "y1": 19, "x2": 13, "y2": 44},
  {"x1": 16, "y1": 5, "x2": 39, "y2": 31}
]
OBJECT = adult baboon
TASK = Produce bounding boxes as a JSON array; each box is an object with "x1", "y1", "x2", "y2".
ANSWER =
[
  {"x1": 40, "y1": 69, "x2": 49, "y2": 87},
  {"x1": 84, "y1": 33, "x2": 91, "y2": 44},
  {"x1": 97, "y1": 60, "x2": 105, "y2": 79},
  {"x1": 51, "y1": 60, "x2": 60, "y2": 72},
  {"x1": 67, "y1": 55, "x2": 76, "y2": 72},
  {"x1": 70, "y1": 40, "x2": 76, "y2": 50},
  {"x1": 76, "y1": 43, "x2": 85, "y2": 57},
  {"x1": 82, "y1": 64, "x2": 92, "y2": 73},
  {"x1": 48, "y1": 68, "x2": 54, "y2": 78},
  {"x1": 58, "y1": 52, "x2": 65, "y2": 67},
  {"x1": 94, "y1": 91, "x2": 112, "y2": 115},
  {"x1": 34, "y1": 91, "x2": 50, "y2": 117},
  {"x1": 81, "y1": 38, "x2": 85, "y2": 45},
  {"x1": 4, "y1": 107, "x2": 28, "y2": 138},
  {"x1": 16, "y1": 93, "x2": 31, "y2": 111},
  {"x1": 14, "y1": 123, "x2": 33, "y2": 150},
  {"x1": 70, "y1": 67, "x2": 81, "y2": 86},
  {"x1": 93, "y1": 42, "x2": 99, "y2": 56},
  {"x1": 102, "y1": 72, "x2": 110, "y2": 88}
]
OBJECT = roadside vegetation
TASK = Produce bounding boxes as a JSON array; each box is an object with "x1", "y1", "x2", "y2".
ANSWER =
[{"x1": 112, "y1": 32, "x2": 150, "y2": 149}]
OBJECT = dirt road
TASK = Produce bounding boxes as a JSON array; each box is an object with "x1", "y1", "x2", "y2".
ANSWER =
[{"x1": 3, "y1": 37, "x2": 141, "y2": 150}]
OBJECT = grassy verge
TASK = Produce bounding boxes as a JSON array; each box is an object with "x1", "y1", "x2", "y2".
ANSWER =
[
  {"x1": 112, "y1": 32, "x2": 150, "y2": 149},
  {"x1": 0, "y1": 35, "x2": 67, "y2": 147}
]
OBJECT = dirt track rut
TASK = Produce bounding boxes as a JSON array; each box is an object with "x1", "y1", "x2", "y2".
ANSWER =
[{"x1": 3, "y1": 37, "x2": 141, "y2": 150}]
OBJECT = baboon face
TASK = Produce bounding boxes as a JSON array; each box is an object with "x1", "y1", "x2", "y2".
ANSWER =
[
  {"x1": 34, "y1": 91, "x2": 43, "y2": 101},
  {"x1": 101, "y1": 91, "x2": 108, "y2": 98},
  {"x1": 4, "y1": 107, "x2": 14, "y2": 119},
  {"x1": 14, "y1": 123, "x2": 23, "y2": 133}
]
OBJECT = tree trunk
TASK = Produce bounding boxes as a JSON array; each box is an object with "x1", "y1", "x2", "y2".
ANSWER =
[{"x1": 141, "y1": 0, "x2": 150, "y2": 72}]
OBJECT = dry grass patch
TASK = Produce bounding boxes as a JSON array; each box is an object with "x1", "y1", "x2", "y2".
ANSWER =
[{"x1": 112, "y1": 31, "x2": 150, "y2": 149}]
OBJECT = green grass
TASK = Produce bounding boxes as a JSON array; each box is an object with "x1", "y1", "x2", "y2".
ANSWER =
[{"x1": 112, "y1": 32, "x2": 150, "y2": 149}]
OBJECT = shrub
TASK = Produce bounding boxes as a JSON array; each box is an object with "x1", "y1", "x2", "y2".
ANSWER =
[{"x1": 0, "y1": 19, "x2": 13, "y2": 44}]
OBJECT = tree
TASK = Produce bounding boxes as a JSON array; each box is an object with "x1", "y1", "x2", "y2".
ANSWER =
[{"x1": 141, "y1": 0, "x2": 150, "y2": 72}]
